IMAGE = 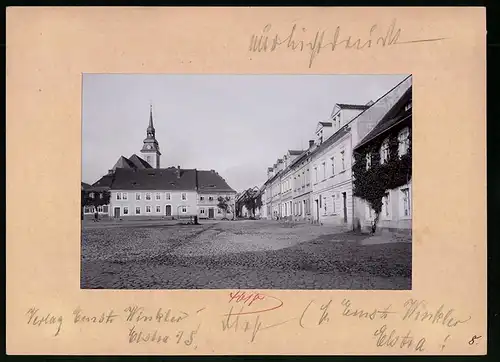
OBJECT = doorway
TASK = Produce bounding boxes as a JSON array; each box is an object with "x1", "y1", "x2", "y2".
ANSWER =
[
  {"x1": 315, "y1": 199, "x2": 320, "y2": 223},
  {"x1": 208, "y1": 208, "x2": 214, "y2": 219},
  {"x1": 114, "y1": 207, "x2": 120, "y2": 218},
  {"x1": 342, "y1": 192, "x2": 348, "y2": 223},
  {"x1": 165, "y1": 205, "x2": 172, "y2": 217}
]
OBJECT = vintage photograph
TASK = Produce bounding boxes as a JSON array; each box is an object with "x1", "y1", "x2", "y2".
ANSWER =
[{"x1": 81, "y1": 74, "x2": 413, "y2": 290}]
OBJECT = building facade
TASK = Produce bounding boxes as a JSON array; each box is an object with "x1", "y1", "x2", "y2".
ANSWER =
[
  {"x1": 259, "y1": 75, "x2": 413, "y2": 233},
  {"x1": 309, "y1": 104, "x2": 369, "y2": 227},
  {"x1": 353, "y1": 85, "x2": 413, "y2": 233}
]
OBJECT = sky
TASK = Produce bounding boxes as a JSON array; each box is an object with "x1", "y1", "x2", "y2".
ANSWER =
[{"x1": 82, "y1": 74, "x2": 407, "y2": 192}]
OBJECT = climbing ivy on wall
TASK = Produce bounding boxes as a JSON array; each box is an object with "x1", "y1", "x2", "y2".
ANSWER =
[{"x1": 352, "y1": 125, "x2": 412, "y2": 229}]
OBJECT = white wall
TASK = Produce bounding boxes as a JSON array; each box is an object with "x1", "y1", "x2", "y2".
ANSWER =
[{"x1": 109, "y1": 190, "x2": 197, "y2": 218}]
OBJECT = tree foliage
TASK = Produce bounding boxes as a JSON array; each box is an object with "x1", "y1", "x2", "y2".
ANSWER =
[
  {"x1": 81, "y1": 190, "x2": 111, "y2": 207},
  {"x1": 217, "y1": 196, "x2": 232, "y2": 219},
  {"x1": 352, "y1": 127, "x2": 412, "y2": 232}
]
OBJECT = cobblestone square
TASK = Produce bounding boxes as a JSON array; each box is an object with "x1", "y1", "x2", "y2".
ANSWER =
[{"x1": 81, "y1": 220, "x2": 411, "y2": 290}]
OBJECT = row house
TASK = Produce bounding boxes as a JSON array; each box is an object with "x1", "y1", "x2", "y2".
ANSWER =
[
  {"x1": 353, "y1": 86, "x2": 413, "y2": 232},
  {"x1": 280, "y1": 150, "x2": 303, "y2": 218},
  {"x1": 260, "y1": 75, "x2": 413, "y2": 232},
  {"x1": 290, "y1": 146, "x2": 313, "y2": 222},
  {"x1": 309, "y1": 103, "x2": 370, "y2": 226}
]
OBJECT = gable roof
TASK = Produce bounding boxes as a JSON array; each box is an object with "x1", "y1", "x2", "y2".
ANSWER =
[
  {"x1": 112, "y1": 156, "x2": 136, "y2": 170},
  {"x1": 91, "y1": 174, "x2": 115, "y2": 191},
  {"x1": 197, "y1": 170, "x2": 236, "y2": 193},
  {"x1": 337, "y1": 103, "x2": 371, "y2": 110},
  {"x1": 111, "y1": 167, "x2": 197, "y2": 191},
  {"x1": 128, "y1": 154, "x2": 152, "y2": 169},
  {"x1": 316, "y1": 121, "x2": 332, "y2": 132},
  {"x1": 81, "y1": 182, "x2": 91, "y2": 190},
  {"x1": 355, "y1": 87, "x2": 412, "y2": 150}
]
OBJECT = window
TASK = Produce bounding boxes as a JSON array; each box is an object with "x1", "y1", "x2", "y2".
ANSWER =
[
  {"x1": 332, "y1": 195, "x2": 336, "y2": 213},
  {"x1": 155, "y1": 205, "x2": 161, "y2": 213},
  {"x1": 145, "y1": 205, "x2": 152, "y2": 213},
  {"x1": 135, "y1": 206, "x2": 141, "y2": 215},
  {"x1": 145, "y1": 193, "x2": 152, "y2": 201},
  {"x1": 380, "y1": 138, "x2": 390, "y2": 164},
  {"x1": 84, "y1": 206, "x2": 94, "y2": 214},
  {"x1": 382, "y1": 193, "x2": 391, "y2": 219},
  {"x1": 123, "y1": 206, "x2": 129, "y2": 215},
  {"x1": 103, "y1": 205, "x2": 109, "y2": 213},
  {"x1": 218, "y1": 208, "x2": 221, "y2": 214},
  {"x1": 155, "y1": 192, "x2": 161, "y2": 201},
  {"x1": 97, "y1": 205, "x2": 103, "y2": 213},
  {"x1": 322, "y1": 162, "x2": 326, "y2": 180},
  {"x1": 123, "y1": 192, "x2": 128, "y2": 200},
  {"x1": 398, "y1": 127, "x2": 410, "y2": 156},
  {"x1": 200, "y1": 208, "x2": 205, "y2": 214},
  {"x1": 209, "y1": 196, "x2": 214, "y2": 201},
  {"x1": 200, "y1": 196, "x2": 205, "y2": 201},
  {"x1": 331, "y1": 157, "x2": 335, "y2": 175},
  {"x1": 365, "y1": 204, "x2": 374, "y2": 221},
  {"x1": 401, "y1": 188, "x2": 411, "y2": 217},
  {"x1": 181, "y1": 206, "x2": 187, "y2": 213},
  {"x1": 341, "y1": 150, "x2": 345, "y2": 170},
  {"x1": 89, "y1": 192, "x2": 94, "y2": 199},
  {"x1": 319, "y1": 195, "x2": 322, "y2": 208},
  {"x1": 136, "y1": 193, "x2": 141, "y2": 201},
  {"x1": 366, "y1": 153, "x2": 372, "y2": 170},
  {"x1": 116, "y1": 193, "x2": 121, "y2": 200},
  {"x1": 181, "y1": 193, "x2": 187, "y2": 201},
  {"x1": 323, "y1": 197, "x2": 327, "y2": 215},
  {"x1": 165, "y1": 193, "x2": 171, "y2": 200}
]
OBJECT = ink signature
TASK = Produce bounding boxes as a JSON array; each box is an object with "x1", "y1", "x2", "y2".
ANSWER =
[{"x1": 248, "y1": 19, "x2": 448, "y2": 68}]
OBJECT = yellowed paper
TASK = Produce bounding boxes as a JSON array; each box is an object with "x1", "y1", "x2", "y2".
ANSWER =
[{"x1": 6, "y1": 7, "x2": 486, "y2": 355}]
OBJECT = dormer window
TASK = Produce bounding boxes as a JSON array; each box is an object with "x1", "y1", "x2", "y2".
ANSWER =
[{"x1": 366, "y1": 153, "x2": 372, "y2": 170}]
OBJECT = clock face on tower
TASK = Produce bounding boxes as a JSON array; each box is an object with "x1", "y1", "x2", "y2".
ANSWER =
[{"x1": 147, "y1": 145, "x2": 152, "y2": 150}]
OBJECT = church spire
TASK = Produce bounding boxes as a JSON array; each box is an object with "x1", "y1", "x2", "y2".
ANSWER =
[
  {"x1": 141, "y1": 103, "x2": 161, "y2": 169},
  {"x1": 149, "y1": 103, "x2": 154, "y2": 129},
  {"x1": 147, "y1": 103, "x2": 155, "y2": 138}
]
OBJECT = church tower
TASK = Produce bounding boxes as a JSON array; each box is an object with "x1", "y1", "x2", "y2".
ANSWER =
[{"x1": 140, "y1": 104, "x2": 161, "y2": 168}]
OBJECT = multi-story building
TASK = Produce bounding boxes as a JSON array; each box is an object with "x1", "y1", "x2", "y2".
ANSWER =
[
  {"x1": 290, "y1": 143, "x2": 313, "y2": 222},
  {"x1": 259, "y1": 75, "x2": 413, "y2": 233},
  {"x1": 197, "y1": 169, "x2": 236, "y2": 220},
  {"x1": 309, "y1": 104, "x2": 370, "y2": 226},
  {"x1": 85, "y1": 105, "x2": 236, "y2": 220},
  {"x1": 353, "y1": 85, "x2": 412, "y2": 232},
  {"x1": 280, "y1": 150, "x2": 303, "y2": 219}
]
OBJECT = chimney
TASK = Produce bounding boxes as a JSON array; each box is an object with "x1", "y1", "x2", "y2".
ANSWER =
[
  {"x1": 176, "y1": 165, "x2": 181, "y2": 179},
  {"x1": 309, "y1": 140, "x2": 314, "y2": 148},
  {"x1": 108, "y1": 169, "x2": 114, "y2": 175}
]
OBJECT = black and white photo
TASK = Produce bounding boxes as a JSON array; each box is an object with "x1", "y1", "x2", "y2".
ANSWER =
[{"x1": 81, "y1": 74, "x2": 413, "y2": 290}]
